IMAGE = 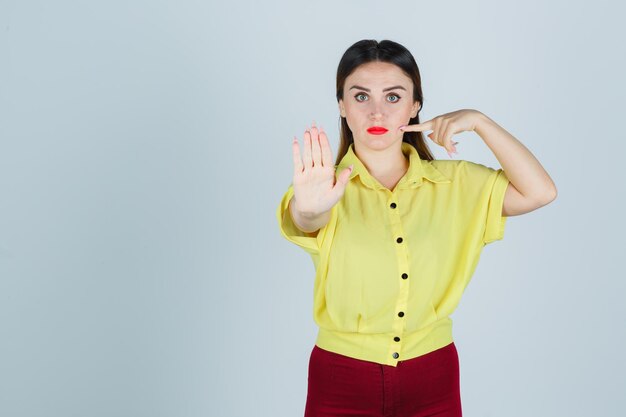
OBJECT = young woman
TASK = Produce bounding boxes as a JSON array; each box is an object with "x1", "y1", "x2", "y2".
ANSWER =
[{"x1": 276, "y1": 39, "x2": 556, "y2": 417}]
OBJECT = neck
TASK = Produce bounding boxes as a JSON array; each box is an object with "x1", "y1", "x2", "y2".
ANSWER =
[{"x1": 353, "y1": 141, "x2": 409, "y2": 178}]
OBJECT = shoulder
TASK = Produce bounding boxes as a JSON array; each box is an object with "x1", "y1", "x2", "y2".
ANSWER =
[{"x1": 429, "y1": 159, "x2": 499, "y2": 182}]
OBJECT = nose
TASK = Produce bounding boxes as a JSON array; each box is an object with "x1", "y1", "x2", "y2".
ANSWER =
[{"x1": 369, "y1": 103, "x2": 384, "y2": 120}]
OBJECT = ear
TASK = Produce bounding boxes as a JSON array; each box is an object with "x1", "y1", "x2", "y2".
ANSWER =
[
  {"x1": 411, "y1": 101, "x2": 421, "y2": 118},
  {"x1": 338, "y1": 99, "x2": 346, "y2": 118}
]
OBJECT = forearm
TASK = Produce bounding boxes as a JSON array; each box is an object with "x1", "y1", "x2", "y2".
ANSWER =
[
  {"x1": 288, "y1": 197, "x2": 331, "y2": 233},
  {"x1": 474, "y1": 111, "x2": 557, "y2": 203}
]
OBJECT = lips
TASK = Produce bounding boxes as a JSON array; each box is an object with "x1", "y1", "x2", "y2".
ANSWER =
[{"x1": 367, "y1": 126, "x2": 388, "y2": 135}]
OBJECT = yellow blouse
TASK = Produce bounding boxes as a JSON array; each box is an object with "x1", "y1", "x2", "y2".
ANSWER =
[{"x1": 276, "y1": 141, "x2": 510, "y2": 367}]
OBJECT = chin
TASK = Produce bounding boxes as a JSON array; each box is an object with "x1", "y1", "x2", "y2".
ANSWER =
[{"x1": 355, "y1": 136, "x2": 400, "y2": 150}]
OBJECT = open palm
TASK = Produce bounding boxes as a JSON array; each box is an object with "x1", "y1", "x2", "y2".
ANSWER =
[{"x1": 291, "y1": 124, "x2": 353, "y2": 216}]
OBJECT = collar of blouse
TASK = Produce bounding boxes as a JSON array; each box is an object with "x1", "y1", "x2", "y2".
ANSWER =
[{"x1": 336, "y1": 141, "x2": 452, "y2": 191}]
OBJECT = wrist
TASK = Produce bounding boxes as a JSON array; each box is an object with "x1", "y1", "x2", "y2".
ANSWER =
[
  {"x1": 473, "y1": 111, "x2": 493, "y2": 136},
  {"x1": 291, "y1": 196, "x2": 321, "y2": 219}
]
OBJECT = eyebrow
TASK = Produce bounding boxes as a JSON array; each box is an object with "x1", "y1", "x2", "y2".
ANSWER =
[{"x1": 349, "y1": 85, "x2": 407, "y2": 92}]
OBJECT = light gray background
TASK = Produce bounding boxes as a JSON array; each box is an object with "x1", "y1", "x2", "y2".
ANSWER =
[{"x1": 1, "y1": 0, "x2": 624, "y2": 416}]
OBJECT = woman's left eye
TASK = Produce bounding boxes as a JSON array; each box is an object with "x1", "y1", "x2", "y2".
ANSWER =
[{"x1": 387, "y1": 94, "x2": 400, "y2": 103}]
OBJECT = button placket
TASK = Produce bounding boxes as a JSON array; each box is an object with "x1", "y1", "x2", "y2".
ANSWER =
[{"x1": 388, "y1": 193, "x2": 409, "y2": 364}]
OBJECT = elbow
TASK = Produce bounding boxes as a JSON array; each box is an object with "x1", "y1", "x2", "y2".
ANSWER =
[
  {"x1": 538, "y1": 184, "x2": 558, "y2": 206},
  {"x1": 550, "y1": 186, "x2": 558, "y2": 202},
  {"x1": 525, "y1": 184, "x2": 557, "y2": 209},
  {"x1": 547, "y1": 182, "x2": 558, "y2": 202}
]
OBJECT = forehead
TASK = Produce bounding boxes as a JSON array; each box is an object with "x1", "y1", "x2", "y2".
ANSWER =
[{"x1": 345, "y1": 61, "x2": 411, "y2": 88}]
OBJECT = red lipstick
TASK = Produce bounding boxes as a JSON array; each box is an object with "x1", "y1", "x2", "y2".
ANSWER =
[{"x1": 367, "y1": 126, "x2": 388, "y2": 135}]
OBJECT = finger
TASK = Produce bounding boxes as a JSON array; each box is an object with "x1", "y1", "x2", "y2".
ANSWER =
[
  {"x1": 428, "y1": 130, "x2": 437, "y2": 146},
  {"x1": 341, "y1": 165, "x2": 353, "y2": 184},
  {"x1": 303, "y1": 128, "x2": 313, "y2": 170},
  {"x1": 292, "y1": 136, "x2": 304, "y2": 175},
  {"x1": 431, "y1": 118, "x2": 443, "y2": 146},
  {"x1": 399, "y1": 119, "x2": 433, "y2": 132},
  {"x1": 310, "y1": 125, "x2": 322, "y2": 167},
  {"x1": 333, "y1": 165, "x2": 354, "y2": 194},
  {"x1": 319, "y1": 127, "x2": 333, "y2": 167},
  {"x1": 427, "y1": 131, "x2": 438, "y2": 146},
  {"x1": 440, "y1": 119, "x2": 453, "y2": 152}
]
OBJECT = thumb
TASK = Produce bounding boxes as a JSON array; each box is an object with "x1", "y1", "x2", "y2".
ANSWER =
[{"x1": 334, "y1": 164, "x2": 353, "y2": 191}]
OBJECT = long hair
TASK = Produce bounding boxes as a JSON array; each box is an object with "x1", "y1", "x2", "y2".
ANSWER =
[{"x1": 335, "y1": 39, "x2": 434, "y2": 165}]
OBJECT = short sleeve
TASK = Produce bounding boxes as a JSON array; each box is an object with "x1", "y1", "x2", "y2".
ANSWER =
[
  {"x1": 276, "y1": 184, "x2": 324, "y2": 255},
  {"x1": 482, "y1": 167, "x2": 510, "y2": 245},
  {"x1": 456, "y1": 161, "x2": 510, "y2": 246}
]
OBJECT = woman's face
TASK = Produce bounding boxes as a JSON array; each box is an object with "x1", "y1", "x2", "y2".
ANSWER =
[{"x1": 339, "y1": 61, "x2": 420, "y2": 152}]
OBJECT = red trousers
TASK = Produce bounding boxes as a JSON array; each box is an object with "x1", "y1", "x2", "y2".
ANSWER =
[{"x1": 304, "y1": 342, "x2": 462, "y2": 417}]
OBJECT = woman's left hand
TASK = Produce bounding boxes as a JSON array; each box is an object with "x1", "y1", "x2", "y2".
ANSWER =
[{"x1": 399, "y1": 109, "x2": 484, "y2": 158}]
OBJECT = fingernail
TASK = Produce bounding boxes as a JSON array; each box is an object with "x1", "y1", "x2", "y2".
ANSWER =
[{"x1": 398, "y1": 125, "x2": 406, "y2": 131}]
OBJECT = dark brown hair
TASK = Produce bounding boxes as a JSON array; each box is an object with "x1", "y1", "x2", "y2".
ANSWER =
[{"x1": 335, "y1": 39, "x2": 434, "y2": 165}]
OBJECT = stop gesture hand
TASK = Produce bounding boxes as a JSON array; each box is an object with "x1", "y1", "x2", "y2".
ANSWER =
[{"x1": 291, "y1": 122, "x2": 353, "y2": 217}]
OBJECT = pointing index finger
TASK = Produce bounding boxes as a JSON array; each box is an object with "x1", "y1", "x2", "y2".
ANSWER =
[{"x1": 399, "y1": 119, "x2": 433, "y2": 132}]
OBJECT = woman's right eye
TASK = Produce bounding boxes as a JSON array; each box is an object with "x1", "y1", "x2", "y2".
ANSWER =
[{"x1": 355, "y1": 93, "x2": 368, "y2": 102}]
